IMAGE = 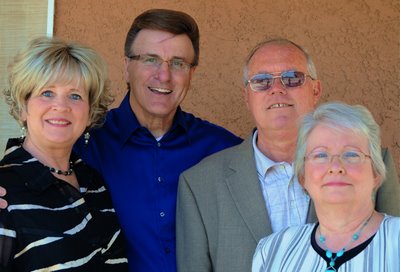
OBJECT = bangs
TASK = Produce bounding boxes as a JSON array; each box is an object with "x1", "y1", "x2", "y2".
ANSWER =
[{"x1": 32, "y1": 50, "x2": 88, "y2": 95}]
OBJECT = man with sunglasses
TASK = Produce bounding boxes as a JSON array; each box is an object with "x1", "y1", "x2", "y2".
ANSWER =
[{"x1": 176, "y1": 38, "x2": 400, "y2": 272}]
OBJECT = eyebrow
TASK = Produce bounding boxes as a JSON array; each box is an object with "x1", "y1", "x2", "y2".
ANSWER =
[{"x1": 142, "y1": 53, "x2": 187, "y2": 61}]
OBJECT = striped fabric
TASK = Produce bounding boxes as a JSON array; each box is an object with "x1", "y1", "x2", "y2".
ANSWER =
[
  {"x1": 252, "y1": 215, "x2": 400, "y2": 272},
  {"x1": 0, "y1": 138, "x2": 128, "y2": 271}
]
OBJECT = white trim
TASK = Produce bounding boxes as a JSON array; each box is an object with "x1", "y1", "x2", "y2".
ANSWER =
[{"x1": 47, "y1": 0, "x2": 54, "y2": 37}]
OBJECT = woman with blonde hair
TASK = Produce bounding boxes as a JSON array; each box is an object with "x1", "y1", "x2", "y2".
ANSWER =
[{"x1": 0, "y1": 37, "x2": 127, "y2": 271}]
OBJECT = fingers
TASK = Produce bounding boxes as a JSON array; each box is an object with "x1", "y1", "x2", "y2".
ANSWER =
[{"x1": 0, "y1": 187, "x2": 8, "y2": 209}]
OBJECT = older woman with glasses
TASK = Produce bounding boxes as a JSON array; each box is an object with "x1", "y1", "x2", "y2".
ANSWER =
[
  {"x1": 252, "y1": 102, "x2": 400, "y2": 271},
  {"x1": 0, "y1": 37, "x2": 127, "y2": 271}
]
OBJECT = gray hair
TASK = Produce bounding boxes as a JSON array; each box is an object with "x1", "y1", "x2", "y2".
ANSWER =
[
  {"x1": 294, "y1": 101, "x2": 386, "y2": 184},
  {"x1": 242, "y1": 38, "x2": 318, "y2": 86}
]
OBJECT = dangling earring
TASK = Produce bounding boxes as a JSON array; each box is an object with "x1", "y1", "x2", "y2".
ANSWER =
[
  {"x1": 371, "y1": 188, "x2": 377, "y2": 202},
  {"x1": 84, "y1": 131, "x2": 90, "y2": 146},
  {"x1": 20, "y1": 126, "x2": 26, "y2": 139}
]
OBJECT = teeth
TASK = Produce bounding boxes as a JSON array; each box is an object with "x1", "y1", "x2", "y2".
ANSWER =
[
  {"x1": 270, "y1": 103, "x2": 290, "y2": 109},
  {"x1": 48, "y1": 120, "x2": 69, "y2": 125},
  {"x1": 149, "y1": 87, "x2": 173, "y2": 94}
]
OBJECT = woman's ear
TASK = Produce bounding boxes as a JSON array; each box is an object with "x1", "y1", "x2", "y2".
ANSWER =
[
  {"x1": 298, "y1": 174, "x2": 305, "y2": 187},
  {"x1": 373, "y1": 174, "x2": 382, "y2": 191}
]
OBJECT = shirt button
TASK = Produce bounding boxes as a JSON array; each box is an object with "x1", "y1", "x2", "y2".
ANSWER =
[
  {"x1": 157, "y1": 142, "x2": 161, "y2": 147},
  {"x1": 160, "y1": 212, "x2": 165, "y2": 217},
  {"x1": 158, "y1": 176, "x2": 162, "y2": 182}
]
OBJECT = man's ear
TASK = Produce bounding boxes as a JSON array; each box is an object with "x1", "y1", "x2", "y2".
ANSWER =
[
  {"x1": 124, "y1": 57, "x2": 130, "y2": 82},
  {"x1": 242, "y1": 87, "x2": 251, "y2": 110},
  {"x1": 187, "y1": 66, "x2": 197, "y2": 84},
  {"x1": 312, "y1": 80, "x2": 322, "y2": 104}
]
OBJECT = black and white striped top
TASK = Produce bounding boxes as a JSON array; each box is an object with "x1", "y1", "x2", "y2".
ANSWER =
[
  {"x1": 253, "y1": 215, "x2": 400, "y2": 272},
  {"x1": 0, "y1": 138, "x2": 128, "y2": 271}
]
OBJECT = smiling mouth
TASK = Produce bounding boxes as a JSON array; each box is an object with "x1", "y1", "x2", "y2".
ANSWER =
[
  {"x1": 47, "y1": 120, "x2": 70, "y2": 125},
  {"x1": 268, "y1": 103, "x2": 292, "y2": 109},
  {"x1": 324, "y1": 182, "x2": 350, "y2": 187},
  {"x1": 148, "y1": 87, "x2": 173, "y2": 95}
]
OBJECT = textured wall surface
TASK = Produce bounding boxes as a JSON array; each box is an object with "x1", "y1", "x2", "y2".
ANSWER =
[{"x1": 54, "y1": 0, "x2": 399, "y2": 175}]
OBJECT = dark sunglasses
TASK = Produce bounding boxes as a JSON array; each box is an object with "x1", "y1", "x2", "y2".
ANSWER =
[{"x1": 247, "y1": 70, "x2": 314, "y2": 92}]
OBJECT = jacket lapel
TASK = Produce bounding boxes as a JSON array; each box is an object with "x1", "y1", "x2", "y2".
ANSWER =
[{"x1": 224, "y1": 134, "x2": 272, "y2": 242}]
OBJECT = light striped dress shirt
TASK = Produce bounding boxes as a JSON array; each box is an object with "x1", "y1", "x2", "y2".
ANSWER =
[
  {"x1": 252, "y1": 215, "x2": 400, "y2": 271},
  {"x1": 252, "y1": 130, "x2": 310, "y2": 233}
]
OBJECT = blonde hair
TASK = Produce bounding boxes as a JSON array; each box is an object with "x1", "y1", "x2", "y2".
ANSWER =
[{"x1": 4, "y1": 36, "x2": 113, "y2": 129}]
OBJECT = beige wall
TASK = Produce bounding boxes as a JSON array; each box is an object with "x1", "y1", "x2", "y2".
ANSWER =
[
  {"x1": 54, "y1": 0, "x2": 399, "y2": 175},
  {"x1": 0, "y1": 0, "x2": 51, "y2": 156}
]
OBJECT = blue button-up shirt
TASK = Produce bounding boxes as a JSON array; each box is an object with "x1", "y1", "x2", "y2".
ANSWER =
[{"x1": 74, "y1": 92, "x2": 242, "y2": 272}]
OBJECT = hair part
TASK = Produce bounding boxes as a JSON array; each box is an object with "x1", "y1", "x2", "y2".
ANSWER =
[
  {"x1": 4, "y1": 36, "x2": 114, "y2": 129},
  {"x1": 294, "y1": 101, "x2": 386, "y2": 187},
  {"x1": 124, "y1": 9, "x2": 200, "y2": 66},
  {"x1": 242, "y1": 38, "x2": 318, "y2": 86}
]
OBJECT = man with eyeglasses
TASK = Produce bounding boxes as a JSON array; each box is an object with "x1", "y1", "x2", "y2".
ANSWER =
[
  {"x1": 0, "y1": 9, "x2": 242, "y2": 272},
  {"x1": 176, "y1": 38, "x2": 400, "y2": 272},
  {"x1": 74, "y1": 9, "x2": 243, "y2": 272}
]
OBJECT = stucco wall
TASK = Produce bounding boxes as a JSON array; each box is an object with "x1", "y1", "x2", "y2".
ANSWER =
[{"x1": 54, "y1": 0, "x2": 399, "y2": 175}]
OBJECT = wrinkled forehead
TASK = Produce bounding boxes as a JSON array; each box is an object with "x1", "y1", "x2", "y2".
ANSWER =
[
  {"x1": 249, "y1": 44, "x2": 308, "y2": 73},
  {"x1": 131, "y1": 29, "x2": 195, "y2": 60}
]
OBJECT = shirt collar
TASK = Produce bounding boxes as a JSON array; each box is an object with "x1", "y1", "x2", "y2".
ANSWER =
[
  {"x1": 110, "y1": 92, "x2": 142, "y2": 145},
  {"x1": 2, "y1": 138, "x2": 93, "y2": 193},
  {"x1": 252, "y1": 130, "x2": 293, "y2": 177},
  {"x1": 111, "y1": 92, "x2": 190, "y2": 145}
]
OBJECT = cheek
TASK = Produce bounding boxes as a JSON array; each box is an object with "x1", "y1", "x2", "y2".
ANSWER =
[
  {"x1": 303, "y1": 164, "x2": 325, "y2": 190},
  {"x1": 176, "y1": 73, "x2": 191, "y2": 87},
  {"x1": 294, "y1": 91, "x2": 315, "y2": 109},
  {"x1": 347, "y1": 166, "x2": 375, "y2": 185}
]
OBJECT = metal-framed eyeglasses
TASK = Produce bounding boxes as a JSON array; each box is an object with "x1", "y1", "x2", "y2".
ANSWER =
[
  {"x1": 127, "y1": 54, "x2": 194, "y2": 73},
  {"x1": 246, "y1": 70, "x2": 314, "y2": 92},
  {"x1": 304, "y1": 150, "x2": 371, "y2": 165}
]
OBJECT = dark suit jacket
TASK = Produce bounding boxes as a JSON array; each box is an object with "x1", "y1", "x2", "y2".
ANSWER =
[{"x1": 176, "y1": 134, "x2": 399, "y2": 272}]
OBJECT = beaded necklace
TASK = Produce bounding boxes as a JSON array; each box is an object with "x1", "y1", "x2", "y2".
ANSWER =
[
  {"x1": 318, "y1": 211, "x2": 374, "y2": 272},
  {"x1": 47, "y1": 161, "x2": 74, "y2": 176}
]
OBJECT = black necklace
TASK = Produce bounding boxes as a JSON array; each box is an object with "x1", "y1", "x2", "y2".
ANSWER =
[{"x1": 47, "y1": 161, "x2": 74, "y2": 176}]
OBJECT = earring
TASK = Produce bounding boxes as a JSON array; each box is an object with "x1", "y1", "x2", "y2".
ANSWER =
[
  {"x1": 84, "y1": 132, "x2": 90, "y2": 146},
  {"x1": 20, "y1": 126, "x2": 26, "y2": 139},
  {"x1": 371, "y1": 189, "x2": 377, "y2": 202}
]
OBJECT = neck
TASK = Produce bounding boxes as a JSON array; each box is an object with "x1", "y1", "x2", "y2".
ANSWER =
[
  {"x1": 317, "y1": 210, "x2": 378, "y2": 271},
  {"x1": 316, "y1": 206, "x2": 379, "y2": 251},
  {"x1": 137, "y1": 114, "x2": 174, "y2": 138},
  {"x1": 256, "y1": 128, "x2": 297, "y2": 162},
  {"x1": 130, "y1": 101, "x2": 175, "y2": 139},
  {"x1": 23, "y1": 136, "x2": 72, "y2": 171}
]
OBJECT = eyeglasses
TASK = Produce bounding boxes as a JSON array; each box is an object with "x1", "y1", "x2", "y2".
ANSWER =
[
  {"x1": 305, "y1": 150, "x2": 371, "y2": 165},
  {"x1": 127, "y1": 54, "x2": 194, "y2": 73},
  {"x1": 246, "y1": 70, "x2": 314, "y2": 92}
]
